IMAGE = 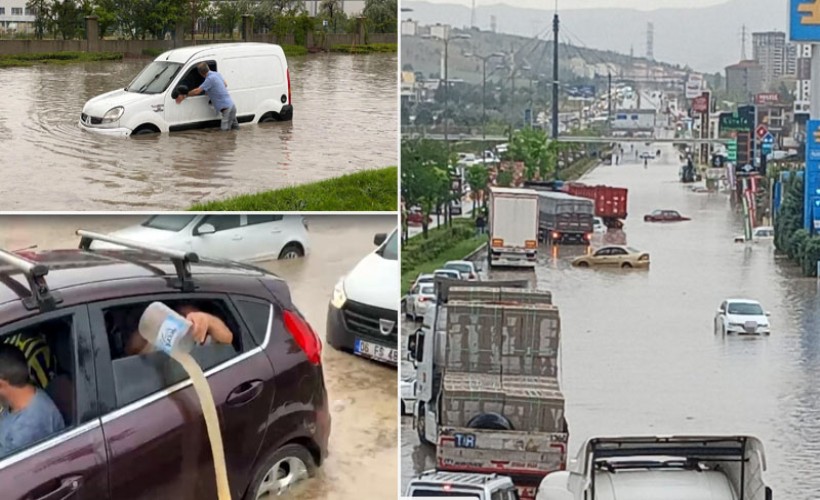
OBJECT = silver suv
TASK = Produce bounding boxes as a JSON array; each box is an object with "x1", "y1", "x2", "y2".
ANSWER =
[{"x1": 406, "y1": 470, "x2": 520, "y2": 499}]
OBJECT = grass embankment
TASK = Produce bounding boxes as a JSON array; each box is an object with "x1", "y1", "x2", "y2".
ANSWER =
[
  {"x1": 401, "y1": 219, "x2": 486, "y2": 293},
  {"x1": 330, "y1": 43, "x2": 397, "y2": 54},
  {"x1": 143, "y1": 44, "x2": 308, "y2": 58},
  {"x1": 0, "y1": 51, "x2": 123, "y2": 68},
  {"x1": 190, "y1": 166, "x2": 397, "y2": 211},
  {"x1": 558, "y1": 157, "x2": 599, "y2": 181}
]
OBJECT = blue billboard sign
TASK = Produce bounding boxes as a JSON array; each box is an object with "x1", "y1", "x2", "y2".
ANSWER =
[
  {"x1": 791, "y1": 0, "x2": 820, "y2": 42},
  {"x1": 804, "y1": 120, "x2": 820, "y2": 231}
]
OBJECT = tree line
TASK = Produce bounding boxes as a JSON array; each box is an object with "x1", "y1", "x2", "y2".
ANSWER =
[{"x1": 23, "y1": 0, "x2": 397, "y2": 41}]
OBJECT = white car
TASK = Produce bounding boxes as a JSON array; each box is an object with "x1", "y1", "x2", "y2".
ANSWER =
[
  {"x1": 734, "y1": 226, "x2": 774, "y2": 243},
  {"x1": 433, "y1": 269, "x2": 461, "y2": 280},
  {"x1": 406, "y1": 470, "x2": 518, "y2": 499},
  {"x1": 400, "y1": 377, "x2": 417, "y2": 415},
  {"x1": 90, "y1": 214, "x2": 309, "y2": 262},
  {"x1": 409, "y1": 273, "x2": 435, "y2": 294},
  {"x1": 715, "y1": 299, "x2": 771, "y2": 336},
  {"x1": 443, "y1": 260, "x2": 478, "y2": 280},
  {"x1": 80, "y1": 43, "x2": 292, "y2": 136},
  {"x1": 406, "y1": 282, "x2": 436, "y2": 321},
  {"x1": 593, "y1": 217, "x2": 606, "y2": 234}
]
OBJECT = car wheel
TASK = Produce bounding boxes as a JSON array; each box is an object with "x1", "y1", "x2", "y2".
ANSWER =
[
  {"x1": 577, "y1": 261, "x2": 589, "y2": 268},
  {"x1": 621, "y1": 262, "x2": 633, "y2": 269},
  {"x1": 244, "y1": 444, "x2": 316, "y2": 500},
  {"x1": 259, "y1": 112, "x2": 279, "y2": 123},
  {"x1": 132, "y1": 126, "x2": 159, "y2": 136},
  {"x1": 278, "y1": 243, "x2": 304, "y2": 260}
]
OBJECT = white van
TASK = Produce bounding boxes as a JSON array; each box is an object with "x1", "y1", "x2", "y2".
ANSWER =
[{"x1": 79, "y1": 43, "x2": 292, "y2": 136}]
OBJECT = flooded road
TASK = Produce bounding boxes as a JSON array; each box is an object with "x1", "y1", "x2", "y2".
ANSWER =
[
  {"x1": 0, "y1": 214, "x2": 398, "y2": 500},
  {"x1": 0, "y1": 54, "x2": 397, "y2": 210},
  {"x1": 401, "y1": 143, "x2": 820, "y2": 498}
]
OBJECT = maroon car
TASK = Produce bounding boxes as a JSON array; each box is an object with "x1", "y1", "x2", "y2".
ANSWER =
[
  {"x1": 0, "y1": 230, "x2": 329, "y2": 500},
  {"x1": 643, "y1": 210, "x2": 691, "y2": 222}
]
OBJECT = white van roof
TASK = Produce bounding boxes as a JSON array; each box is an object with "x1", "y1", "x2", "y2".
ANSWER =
[{"x1": 154, "y1": 43, "x2": 286, "y2": 65}]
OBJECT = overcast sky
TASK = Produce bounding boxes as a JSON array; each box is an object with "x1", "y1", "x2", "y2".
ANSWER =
[{"x1": 421, "y1": 0, "x2": 731, "y2": 10}]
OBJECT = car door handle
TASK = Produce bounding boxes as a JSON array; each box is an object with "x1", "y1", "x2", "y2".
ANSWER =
[
  {"x1": 226, "y1": 380, "x2": 264, "y2": 407},
  {"x1": 35, "y1": 475, "x2": 83, "y2": 500}
]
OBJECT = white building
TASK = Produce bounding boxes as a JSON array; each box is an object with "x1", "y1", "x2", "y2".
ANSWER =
[
  {"x1": 401, "y1": 19, "x2": 417, "y2": 36},
  {"x1": 0, "y1": 0, "x2": 35, "y2": 32}
]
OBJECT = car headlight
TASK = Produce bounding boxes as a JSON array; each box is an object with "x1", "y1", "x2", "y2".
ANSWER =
[
  {"x1": 330, "y1": 278, "x2": 346, "y2": 309},
  {"x1": 102, "y1": 106, "x2": 124, "y2": 123}
]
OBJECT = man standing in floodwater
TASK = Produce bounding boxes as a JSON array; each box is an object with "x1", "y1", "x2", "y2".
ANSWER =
[{"x1": 175, "y1": 62, "x2": 239, "y2": 131}]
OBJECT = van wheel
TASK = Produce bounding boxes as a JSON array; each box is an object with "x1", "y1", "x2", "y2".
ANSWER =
[
  {"x1": 260, "y1": 112, "x2": 278, "y2": 123},
  {"x1": 244, "y1": 444, "x2": 316, "y2": 499},
  {"x1": 278, "y1": 243, "x2": 304, "y2": 260},
  {"x1": 132, "y1": 125, "x2": 159, "y2": 135}
]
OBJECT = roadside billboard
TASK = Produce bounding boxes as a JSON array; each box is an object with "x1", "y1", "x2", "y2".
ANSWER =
[{"x1": 755, "y1": 93, "x2": 780, "y2": 105}]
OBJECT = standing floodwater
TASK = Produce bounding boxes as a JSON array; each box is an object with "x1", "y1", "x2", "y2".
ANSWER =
[{"x1": 0, "y1": 54, "x2": 396, "y2": 210}]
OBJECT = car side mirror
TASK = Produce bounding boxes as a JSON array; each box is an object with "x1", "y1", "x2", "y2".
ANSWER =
[
  {"x1": 765, "y1": 486, "x2": 772, "y2": 500},
  {"x1": 766, "y1": 311, "x2": 771, "y2": 317},
  {"x1": 374, "y1": 233, "x2": 387, "y2": 246},
  {"x1": 197, "y1": 223, "x2": 216, "y2": 235},
  {"x1": 716, "y1": 309, "x2": 723, "y2": 315}
]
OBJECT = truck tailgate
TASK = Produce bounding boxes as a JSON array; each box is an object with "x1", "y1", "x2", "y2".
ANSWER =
[{"x1": 437, "y1": 427, "x2": 568, "y2": 476}]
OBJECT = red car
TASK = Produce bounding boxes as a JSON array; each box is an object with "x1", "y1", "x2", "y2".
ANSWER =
[
  {"x1": 644, "y1": 210, "x2": 691, "y2": 222},
  {"x1": 0, "y1": 231, "x2": 329, "y2": 500},
  {"x1": 406, "y1": 209, "x2": 431, "y2": 226}
]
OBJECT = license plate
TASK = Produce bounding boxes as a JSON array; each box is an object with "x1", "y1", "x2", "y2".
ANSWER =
[
  {"x1": 354, "y1": 339, "x2": 397, "y2": 364},
  {"x1": 453, "y1": 433, "x2": 476, "y2": 448}
]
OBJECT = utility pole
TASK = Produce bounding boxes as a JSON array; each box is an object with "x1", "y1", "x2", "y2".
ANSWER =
[
  {"x1": 551, "y1": 13, "x2": 559, "y2": 181},
  {"x1": 741, "y1": 24, "x2": 747, "y2": 60},
  {"x1": 608, "y1": 71, "x2": 612, "y2": 129}
]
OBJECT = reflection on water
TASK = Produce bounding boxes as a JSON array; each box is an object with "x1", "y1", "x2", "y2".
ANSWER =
[
  {"x1": 401, "y1": 144, "x2": 820, "y2": 498},
  {"x1": 0, "y1": 54, "x2": 397, "y2": 210}
]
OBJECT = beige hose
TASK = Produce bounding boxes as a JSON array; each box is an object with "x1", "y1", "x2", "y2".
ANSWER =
[{"x1": 173, "y1": 351, "x2": 232, "y2": 500}]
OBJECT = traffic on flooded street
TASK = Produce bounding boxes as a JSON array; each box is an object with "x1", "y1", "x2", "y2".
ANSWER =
[{"x1": 402, "y1": 142, "x2": 820, "y2": 499}]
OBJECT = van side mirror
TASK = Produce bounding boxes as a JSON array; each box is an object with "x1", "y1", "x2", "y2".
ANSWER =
[
  {"x1": 374, "y1": 233, "x2": 387, "y2": 246},
  {"x1": 765, "y1": 487, "x2": 772, "y2": 500},
  {"x1": 197, "y1": 223, "x2": 216, "y2": 235}
]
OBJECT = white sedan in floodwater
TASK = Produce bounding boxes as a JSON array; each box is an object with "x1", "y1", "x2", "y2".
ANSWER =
[{"x1": 714, "y1": 299, "x2": 771, "y2": 336}]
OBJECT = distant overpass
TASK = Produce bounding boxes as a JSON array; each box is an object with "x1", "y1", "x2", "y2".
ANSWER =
[{"x1": 401, "y1": 132, "x2": 730, "y2": 146}]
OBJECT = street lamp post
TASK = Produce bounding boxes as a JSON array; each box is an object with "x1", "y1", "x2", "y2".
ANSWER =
[
  {"x1": 425, "y1": 31, "x2": 470, "y2": 153},
  {"x1": 467, "y1": 51, "x2": 504, "y2": 160}
]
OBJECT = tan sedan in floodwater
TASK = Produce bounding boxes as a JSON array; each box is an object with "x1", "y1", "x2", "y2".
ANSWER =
[{"x1": 572, "y1": 245, "x2": 650, "y2": 269}]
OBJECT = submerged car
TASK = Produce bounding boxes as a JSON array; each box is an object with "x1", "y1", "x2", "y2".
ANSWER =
[
  {"x1": 572, "y1": 246, "x2": 650, "y2": 269},
  {"x1": 715, "y1": 299, "x2": 771, "y2": 335},
  {"x1": 0, "y1": 231, "x2": 329, "y2": 500},
  {"x1": 327, "y1": 229, "x2": 399, "y2": 366},
  {"x1": 592, "y1": 216, "x2": 607, "y2": 234},
  {"x1": 91, "y1": 214, "x2": 309, "y2": 262},
  {"x1": 443, "y1": 260, "x2": 478, "y2": 280},
  {"x1": 80, "y1": 43, "x2": 292, "y2": 136},
  {"x1": 734, "y1": 226, "x2": 774, "y2": 243},
  {"x1": 406, "y1": 283, "x2": 436, "y2": 321},
  {"x1": 644, "y1": 210, "x2": 690, "y2": 222}
]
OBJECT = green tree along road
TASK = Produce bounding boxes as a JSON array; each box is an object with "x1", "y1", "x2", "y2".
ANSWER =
[
  {"x1": 18, "y1": 0, "x2": 397, "y2": 41},
  {"x1": 773, "y1": 172, "x2": 820, "y2": 277},
  {"x1": 401, "y1": 138, "x2": 455, "y2": 240}
]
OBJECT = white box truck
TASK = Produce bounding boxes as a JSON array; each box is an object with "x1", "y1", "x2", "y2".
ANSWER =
[{"x1": 488, "y1": 187, "x2": 539, "y2": 268}]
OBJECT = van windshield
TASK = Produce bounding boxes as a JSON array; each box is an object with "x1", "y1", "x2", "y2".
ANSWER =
[{"x1": 126, "y1": 61, "x2": 183, "y2": 94}]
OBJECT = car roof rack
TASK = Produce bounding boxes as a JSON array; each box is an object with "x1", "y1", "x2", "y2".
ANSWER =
[
  {"x1": 77, "y1": 230, "x2": 200, "y2": 292},
  {"x1": 0, "y1": 249, "x2": 62, "y2": 312}
]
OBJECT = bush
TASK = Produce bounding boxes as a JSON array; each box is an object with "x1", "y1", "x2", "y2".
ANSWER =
[
  {"x1": 401, "y1": 220, "x2": 474, "y2": 275},
  {"x1": 142, "y1": 48, "x2": 165, "y2": 57}
]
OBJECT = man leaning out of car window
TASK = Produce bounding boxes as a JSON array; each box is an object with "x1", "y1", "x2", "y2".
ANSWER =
[{"x1": 0, "y1": 344, "x2": 65, "y2": 458}]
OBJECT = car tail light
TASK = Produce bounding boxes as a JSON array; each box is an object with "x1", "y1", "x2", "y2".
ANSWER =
[
  {"x1": 491, "y1": 238, "x2": 504, "y2": 247},
  {"x1": 286, "y1": 68, "x2": 292, "y2": 104},
  {"x1": 584, "y1": 233, "x2": 591, "y2": 240},
  {"x1": 283, "y1": 310, "x2": 321, "y2": 365},
  {"x1": 443, "y1": 484, "x2": 453, "y2": 492},
  {"x1": 525, "y1": 240, "x2": 537, "y2": 249},
  {"x1": 418, "y1": 297, "x2": 428, "y2": 302},
  {"x1": 639, "y1": 254, "x2": 650, "y2": 261},
  {"x1": 552, "y1": 232, "x2": 560, "y2": 240}
]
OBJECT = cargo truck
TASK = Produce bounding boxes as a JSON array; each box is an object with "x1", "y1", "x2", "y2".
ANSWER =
[
  {"x1": 407, "y1": 279, "x2": 569, "y2": 500},
  {"x1": 561, "y1": 183, "x2": 628, "y2": 229},
  {"x1": 537, "y1": 436, "x2": 772, "y2": 500},
  {"x1": 488, "y1": 187, "x2": 539, "y2": 268},
  {"x1": 533, "y1": 191, "x2": 595, "y2": 245}
]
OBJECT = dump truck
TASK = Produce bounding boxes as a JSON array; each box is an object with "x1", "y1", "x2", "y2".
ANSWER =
[
  {"x1": 533, "y1": 191, "x2": 595, "y2": 245},
  {"x1": 537, "y1": 435, "x2": 772, "y2": 500},
  {"x1": 488, "y1": 187, "x2": 539, "y2": 267},
  {"x1": 407, "y1": 279, "x2": 569, "y2": 500},
  {"x1": 561, "y1": 183, "x2": 628, "y2": 229}
]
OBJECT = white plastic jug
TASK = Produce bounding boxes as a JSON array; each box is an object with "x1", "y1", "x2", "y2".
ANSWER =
[{"x1": 138, "y1": 301, "x2": 196, "y2": 355}]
